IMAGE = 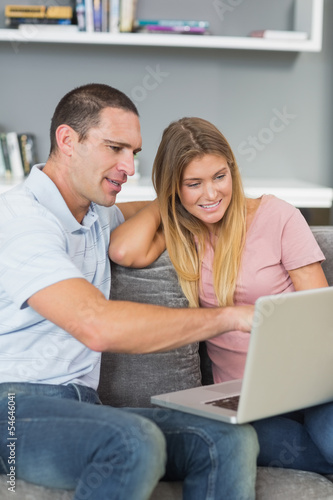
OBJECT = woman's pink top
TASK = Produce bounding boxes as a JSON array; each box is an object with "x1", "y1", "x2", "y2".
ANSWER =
[{"x1": 199, "y1": 195, "x2": 325, "y2": 383}]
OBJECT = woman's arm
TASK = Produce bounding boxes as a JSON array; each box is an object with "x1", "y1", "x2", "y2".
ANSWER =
[
  {"x1": 109, "y1": 199, "x2": 166, "y2": 268},
  {"x1": 288, "y1": 262, "x2": 328, "y2": 290}
]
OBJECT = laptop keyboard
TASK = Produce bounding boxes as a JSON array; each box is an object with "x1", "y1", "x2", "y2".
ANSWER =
[{"x1": 205, "y1": 395, "x2": 240, "y2": 411}]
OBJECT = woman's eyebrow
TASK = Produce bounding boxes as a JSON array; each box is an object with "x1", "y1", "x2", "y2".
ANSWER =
[{"x1": 183, "y1": 167, "x2": 229, "y2": 182}]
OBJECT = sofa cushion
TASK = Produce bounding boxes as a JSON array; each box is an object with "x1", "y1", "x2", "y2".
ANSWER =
[
  {"x1": 255, "y1": 467, "x2": 333, "y2": 499},
  {"x1": 98, "y1": 250, "x2": 202, "y2": 408},
  {"x1": 0, "y1": 476, "x2": 74, "y2": 499},
  {"x1": 1, "y1": 467, "x2": 333, "y2": 500}
]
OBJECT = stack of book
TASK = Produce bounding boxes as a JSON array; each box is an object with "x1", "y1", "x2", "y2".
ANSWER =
[
  {"x1": 4, "y1": 2, "x2": 210, "y2": 35},
  {"x1": 134, "y1": 19, "x2": 210, "y2": 36},
  {"x1": 5, "y1": 5, "x2": 74, "y2": 29},
  {"x1": 0, "y1": 132, "x2": 38, "y2": 179},
  {"x1": 75, "y1": 0, "x2": 137, "y2": 33}
]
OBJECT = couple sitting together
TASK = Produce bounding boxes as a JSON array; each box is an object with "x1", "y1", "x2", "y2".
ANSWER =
[{"x1": 0, "y1": 83, "x2": 332, "y2": 500}]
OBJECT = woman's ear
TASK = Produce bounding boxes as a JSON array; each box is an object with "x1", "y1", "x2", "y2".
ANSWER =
[{"x1": 55, "y1": 124, "x2": 76, "y2": 157}]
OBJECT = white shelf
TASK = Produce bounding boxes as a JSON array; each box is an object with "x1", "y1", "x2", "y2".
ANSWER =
[
  {"x1": 117, "y1": 177, "x2": 333, "y2": 208},
  {"x1": 0, "y1": 29, "x2": 321, "y2": 52},
  {"x1": 0, "y1": 0, "x2": 324, "y2": 52},
  {"x1": 243, "y1": 178, "x2": 333, "y2": 209},
  {"x1": 2, "y1": 176, "x2": 332, "y2": 208}
]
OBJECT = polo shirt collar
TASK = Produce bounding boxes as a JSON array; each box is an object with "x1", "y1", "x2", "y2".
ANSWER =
[{"x1": 25, "y1": 164, "x2": 98, "y2": 233}]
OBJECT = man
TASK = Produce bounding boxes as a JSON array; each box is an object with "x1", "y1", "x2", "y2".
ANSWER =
[{"x1": 0, "y1": 83, "x2": 258, "y2": 499}]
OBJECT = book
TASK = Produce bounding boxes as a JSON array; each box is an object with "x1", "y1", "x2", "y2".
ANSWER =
[
  {"x1": 134, "y1": 19, "x2": 210, "y2": 35},
  {"x1": 0, "y1": 139, "x2": 7, "y2": 177},
  {"x1": 0, "y1": 133, "x2": 12, "y2": 178},
  {"x1": 75, "y1": 0, "x2": 86, "y2": 31},
  {"x1": 109, "y1": 0, "x2": 120, "y2": 33},
  {"x1": 101, "y1": 0, "x2": 109, "y2": 32},
  {"x1": 119, "y1": 0, "x2": 137, "y2": 32},
  {"x1": 93, "y1": 0, "x2": 102, "y2": 31},
  {"x1": 5, "y1": 5, "x2": 73, "y2": 19},
  {"x1": 18, "y1": 23, "x2": 78, "y2": 32},
  {"x1": 18, "y1": 133, "x2": 38, "y2": 176},
  {"x1": 249, "y1": 30, "x2": 308, "y2": 41},
  {"x1": 6, "y1": 132, "x2": 25, "y2": 178},
  {"x1": 139, "y1": 25, "x2": 208, "y2": 35},
  {"x1": 7, "y1": 18, "x2": 73, "y2": 27},
  {"x1": 135, "y1": 19, "x2": 210, "y2": 29},
  {"x1": 84, "y1": 0, "x2": 94, "y2": 32}
]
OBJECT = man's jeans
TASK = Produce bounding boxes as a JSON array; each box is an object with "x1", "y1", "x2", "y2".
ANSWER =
[{"x1": 0, "y1": 382, "x2": 259, "y2": 500}]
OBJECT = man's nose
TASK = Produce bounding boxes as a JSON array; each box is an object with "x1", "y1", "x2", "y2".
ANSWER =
[{"x1": 119, "y1": 152, "x2": 135, "y2": 177}]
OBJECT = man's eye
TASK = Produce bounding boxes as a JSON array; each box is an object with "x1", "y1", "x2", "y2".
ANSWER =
[{"x1": 110, "y1": 146, "x2": 121, "y2": 152}]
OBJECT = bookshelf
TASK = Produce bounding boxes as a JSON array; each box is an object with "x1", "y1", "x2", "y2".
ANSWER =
[{"x1": 0, "y1": 0, "x2": 324, "y2": 52}]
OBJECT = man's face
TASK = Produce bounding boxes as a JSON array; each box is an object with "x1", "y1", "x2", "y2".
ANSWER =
[{"x1": 69, "y1": 107, "x2": 142, "y2": 211}]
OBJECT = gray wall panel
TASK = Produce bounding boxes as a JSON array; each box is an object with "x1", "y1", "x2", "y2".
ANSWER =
[{"x1": 0, "y1": 0, "x2": 332, "y2": 188}]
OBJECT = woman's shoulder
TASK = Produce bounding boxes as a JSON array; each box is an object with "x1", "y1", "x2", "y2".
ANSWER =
[
  {"x1": 245, "y1": 197, "x2": 262, "y2": 228},
  {"x1": 245, "y1": 194, "x2": 298, "y2": 231},
  {"x1": 263, "y1": 194, "x2": 298, "y2": 213},
  {"x1": 246, "y1": 196, "x2": 262, "y2": 214},
  {"x1": 248, "y1": 194, "x2": 297, "y2": 213}
]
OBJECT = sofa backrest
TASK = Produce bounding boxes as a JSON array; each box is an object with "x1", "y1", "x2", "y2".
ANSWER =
[
  {"x1": 310, "y1": 226, "x2": 333, "y2": 285},
  {"x1": 98, "y1": 250, "x2": 202, "y2": 408},
  {"x1": 98, "y1": 226, "x2": 333, "y2": 408}
]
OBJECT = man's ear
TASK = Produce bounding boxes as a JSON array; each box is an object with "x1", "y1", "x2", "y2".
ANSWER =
[{"x1": 55, "y1": 125, "x2": 76, "y2": 157}]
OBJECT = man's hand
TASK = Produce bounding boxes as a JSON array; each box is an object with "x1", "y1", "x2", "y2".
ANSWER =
[{"x1": 225, "y1": 305, "x2": 254, "y2": 333}]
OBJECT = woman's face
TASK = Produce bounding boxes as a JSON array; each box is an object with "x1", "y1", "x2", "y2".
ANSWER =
[{"x1": 179, "y1": 154, "x2": 232, "y2": 232}]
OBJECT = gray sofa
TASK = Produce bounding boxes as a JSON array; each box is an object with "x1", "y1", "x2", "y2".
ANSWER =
[{"x1": 1, "y1": 226, "x2": 333, "y2": 500}]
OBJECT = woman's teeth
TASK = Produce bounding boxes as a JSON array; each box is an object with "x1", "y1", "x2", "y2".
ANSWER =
[{"x1": 200, "y1": 200, "x2": 221, "y2": 209}]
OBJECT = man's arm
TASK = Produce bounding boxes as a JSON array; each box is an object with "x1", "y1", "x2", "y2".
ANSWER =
[{"x1": 27, "y1": 278, "x2": 253, "y2": 354}]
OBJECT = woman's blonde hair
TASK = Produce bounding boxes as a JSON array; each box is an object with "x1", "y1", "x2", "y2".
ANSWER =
[{"x1": 152, "y1": 117, "x2": 246, "y2": 307}]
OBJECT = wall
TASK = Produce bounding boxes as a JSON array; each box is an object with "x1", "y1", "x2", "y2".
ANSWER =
[{"x1": 0, "y1": 0, "x2": 332, "y2": 187}]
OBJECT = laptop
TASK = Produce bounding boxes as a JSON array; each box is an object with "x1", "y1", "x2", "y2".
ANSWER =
[{"x1": 151, "y1": 287, "x2": 333, "y2": 424}]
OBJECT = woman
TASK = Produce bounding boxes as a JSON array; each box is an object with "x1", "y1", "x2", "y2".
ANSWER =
[
  {"x1": 110, "y1": 116, "x2": 327, "y2": 383},
  {"x1": 110, "y1": 116, "x2": 333, "y2": 475}
]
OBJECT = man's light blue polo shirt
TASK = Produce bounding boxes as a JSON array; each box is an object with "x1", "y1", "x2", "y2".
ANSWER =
[{"x1": 0, "y1": 165, "x2": 124, "y2": 388}]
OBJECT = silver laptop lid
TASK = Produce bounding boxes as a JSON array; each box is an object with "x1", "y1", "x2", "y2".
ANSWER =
[{"x1": 237, "y1": 287, "x2": 333, "y2": 423}]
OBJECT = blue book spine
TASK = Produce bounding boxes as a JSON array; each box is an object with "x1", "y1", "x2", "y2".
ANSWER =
[
  {"x1": 76, "y1": 0, "x2": 86, "y2": 31},
  {"x1": 135, "y1": 19, "x2": 210, "y2": 29}
]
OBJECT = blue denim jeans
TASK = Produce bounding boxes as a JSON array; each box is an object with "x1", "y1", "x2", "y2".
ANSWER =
[
  {"x1": 0, "y1": 382, "x2": 259, "y2": 500},
  {"x1": 252, "y1": 403, "x2": 333, "y2": 474}
]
